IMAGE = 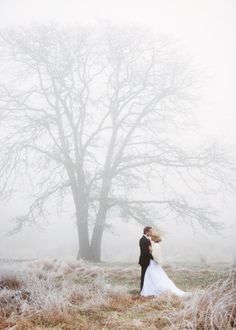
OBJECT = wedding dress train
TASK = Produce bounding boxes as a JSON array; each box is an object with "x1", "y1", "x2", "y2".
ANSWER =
[{"x1": 141, "y1": 243, "x2": 189, "y2": 297}]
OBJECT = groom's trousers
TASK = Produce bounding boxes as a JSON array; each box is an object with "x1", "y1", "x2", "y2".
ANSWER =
[{"x1": 140, "y1": 264, "x2": 148, "y2": 291}]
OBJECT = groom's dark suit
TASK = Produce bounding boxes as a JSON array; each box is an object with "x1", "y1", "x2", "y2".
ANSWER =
[{"x1": 139, "y1": 235, "x2": 153, "y2": 291}]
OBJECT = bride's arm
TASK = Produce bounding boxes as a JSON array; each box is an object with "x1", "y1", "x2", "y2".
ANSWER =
[{"x1": 148, "y1": 245, "x2": 153, "y2": 254}]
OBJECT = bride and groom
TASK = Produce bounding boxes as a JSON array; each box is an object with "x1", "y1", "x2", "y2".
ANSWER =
[{"x1": 139, "y1": 226, "x2": 189, "y2": 297}]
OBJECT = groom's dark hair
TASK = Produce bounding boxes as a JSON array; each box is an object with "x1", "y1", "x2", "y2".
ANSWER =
[{"x1": 143, "y1": 226, "x2": 152, "y2": 234}]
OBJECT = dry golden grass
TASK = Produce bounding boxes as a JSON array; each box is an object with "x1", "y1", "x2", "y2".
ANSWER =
[
  {"x1": 0, "y1": 275, "x2": 22, "y2": 291},
  {"x1": 167, "y1": 273, "x2": 236, "y2": 329},
  {"x1": 0, "y1": 259, "x2": 235, "y2": 329}
]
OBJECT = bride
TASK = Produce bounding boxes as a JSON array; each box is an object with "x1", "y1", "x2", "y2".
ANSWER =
[{"x1": 141, "y1": 231, "x2": 190, "y2": 297}]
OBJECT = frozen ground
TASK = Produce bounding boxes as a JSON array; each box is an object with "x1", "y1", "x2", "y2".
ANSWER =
[{"x1": 0, "y1": 259, "x2": 235, "y2": 329}]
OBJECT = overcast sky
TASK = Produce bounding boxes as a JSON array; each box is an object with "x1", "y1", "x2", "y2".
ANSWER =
[
  {"x1": 1, "y1": 0, "x2": 236, "y2": 141},
  {"x1": 0, "y1": 0, "x2": 235, "y2": 262}
]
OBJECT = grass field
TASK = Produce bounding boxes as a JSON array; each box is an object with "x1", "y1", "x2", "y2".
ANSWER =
[{"x1": 0, "y1": 259, "x2": 235, "y2": 329}]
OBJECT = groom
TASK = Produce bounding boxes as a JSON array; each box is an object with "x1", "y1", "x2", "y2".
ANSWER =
[{"x1": 138, "y1": 226, "x2": 153, "y2": 291}]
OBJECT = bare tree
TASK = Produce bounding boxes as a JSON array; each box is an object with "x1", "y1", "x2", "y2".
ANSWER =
[{"x1": 0, "y1": 24, "x2": 231, "y2": 261}]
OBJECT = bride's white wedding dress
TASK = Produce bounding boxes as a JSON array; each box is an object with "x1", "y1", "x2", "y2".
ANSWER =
[{"x1": 141, "y1": 242, "x2": 189, "y2": 297}]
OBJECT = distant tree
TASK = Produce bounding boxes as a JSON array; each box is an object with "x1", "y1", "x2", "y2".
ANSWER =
[{"x1": 0, "y1": 24, "x2": 231, "y2": 261}]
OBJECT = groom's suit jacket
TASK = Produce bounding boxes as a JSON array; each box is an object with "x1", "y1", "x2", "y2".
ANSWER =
[{"x1": 138, "y1": 235, "x2": 153, "y2": 267}]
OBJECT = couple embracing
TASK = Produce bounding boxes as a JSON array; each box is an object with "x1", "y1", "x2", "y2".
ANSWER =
[{"x1": 139, "y1": 226, "x2": 190, "y2": 297}]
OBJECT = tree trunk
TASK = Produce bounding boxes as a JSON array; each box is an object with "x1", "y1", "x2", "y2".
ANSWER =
[
  {"x1": 75, "y1": 192, "x2": 93, "y2": 260},
  {"x1": 91, "y1": 202, "x2": 108, "y2": 261},
  {"x1": 76, "y1": 219, "x2": 92, "y2": 260},
  {"x1": 90, "y1": 224, "x2": 103, "y2": 261}
]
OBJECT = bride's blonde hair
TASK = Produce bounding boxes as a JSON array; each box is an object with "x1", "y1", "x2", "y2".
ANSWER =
[{"x1": 151, "y1": 229, "x2": 162, "y2": 243}]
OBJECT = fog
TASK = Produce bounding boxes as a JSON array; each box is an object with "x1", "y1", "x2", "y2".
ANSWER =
[{"x1": 0, "y1": 0, "x2": 235, "y2": 264}]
